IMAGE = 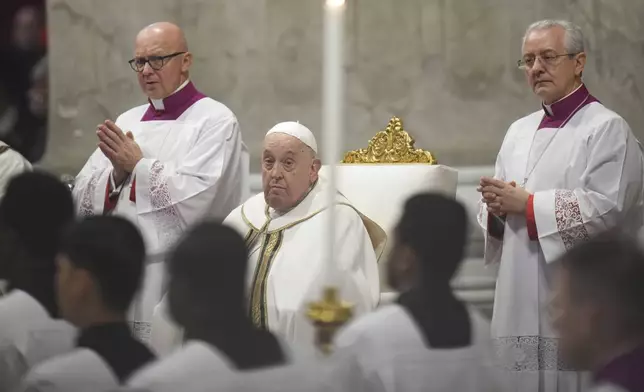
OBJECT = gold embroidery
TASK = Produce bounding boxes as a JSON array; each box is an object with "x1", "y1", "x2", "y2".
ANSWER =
[{"x1": 249, "y1": 230, "x2": 284, "y2": 329}]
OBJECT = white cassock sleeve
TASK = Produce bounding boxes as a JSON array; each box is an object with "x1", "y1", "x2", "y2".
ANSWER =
[
  {"x1": 132, "y1": 115, "x2": 242, "y2": 242},
  {"x1": 532, "y1": 117, "x2": 644, "y2": 263},
  {"x1": 477, "y1": 139, "x2": 508, "y2": 266},
  {"x1": 72, "y1": 148, "x2": 112, "y2": 217},
  {"x1": 0, "y1": 148, "x2": 32, "y2": 199}
]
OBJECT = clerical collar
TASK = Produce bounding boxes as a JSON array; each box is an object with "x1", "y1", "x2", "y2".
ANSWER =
[
  {"x1": 542, "y1": 84, "x2": 588, "y2": 117},
  {"x1": 141, "y1": 80, "x2": 207, "y2": 122},
  {"x1": 538, "y1": 84, "x2": 599, "y2": 130}
]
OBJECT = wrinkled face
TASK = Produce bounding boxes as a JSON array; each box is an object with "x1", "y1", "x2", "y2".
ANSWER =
[
  {"x1": 133, "y1": 31, "x2": 191, "y2": 100},
  {"x1": 55, "y1": 254, "x2": 91, "y2": 326},
  {"x1": 551, "y1": 266, "x2": 596, "y2": 370},
  {"x1": 261, "y1": 133, "x2": 320, "y2": 212},
  {"x1": 522, "y1": 27, "x2": 585, "y2": 105}
]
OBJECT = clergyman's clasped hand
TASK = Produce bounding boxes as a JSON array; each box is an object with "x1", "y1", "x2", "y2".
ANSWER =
[
  {"x1": 477, "y1": 176, "x2": 531, "y2": 216},
  {"x1": 96, "y1": 120, "x2": 143, "y2": 184}
]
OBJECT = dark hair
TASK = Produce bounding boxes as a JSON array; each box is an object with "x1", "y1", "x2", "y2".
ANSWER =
[
  {"x1": 397, "y1": 193, "x2": 469, "y2": 283},
  {"x1": 59, "y1": 216, "x2": 145, "y2": 313},
  {"x1": 168, "y1": 221, "x2": 248, "y2": 314},
  {"x1": 559, "y1": 229, "x2": 644, "y2": 336},
  {"x1": 167, "y1": 222, "x2": 286, "y2": 370},
  {"x1": 0, "y1": 170, "x2": 74, "y2": 266}
]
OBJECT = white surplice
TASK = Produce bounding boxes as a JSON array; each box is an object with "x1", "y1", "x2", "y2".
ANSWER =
[
  {"x1": 334, "y1": 304, "x2": 502, "y2": 392},
  {"x1": 126, "y1": 340, "x2": 232, "y2": 392},
  {"x1": 127, "y1": 338, "x2": 301, "y2": 392},
  {"x1": 71, "y1": 82, "x2": 246, "y2": 342},
  {"x1": 478, "y1": 85, "x2": 644, "y2": 392},
  {"x1": 223, "y1": 178, "x2": 385, "y2": 350},
  {"x1": 22, "y1": 348, "x2": 118, "y2": 392},
  {"x1": 0, "y1": 290, "x2": 76, "y2": 392},
  {"x1": 0, "y1": 141, "x2": 31, "y2": 199}
]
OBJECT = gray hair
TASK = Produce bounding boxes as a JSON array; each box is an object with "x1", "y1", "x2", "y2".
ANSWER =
[{"x1": 523, "y1": 20, "x2": 585, "y2": 54}]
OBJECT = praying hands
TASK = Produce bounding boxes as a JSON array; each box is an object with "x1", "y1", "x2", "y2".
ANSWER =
[
  {"x1": 478, "y1": 177, "x2": 531, "y2": 215},
  {"x1": 96, "y1": 120, "x2": 143, "y2": 184}
]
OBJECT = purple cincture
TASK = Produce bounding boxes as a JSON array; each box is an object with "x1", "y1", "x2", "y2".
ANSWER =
[{"x1": 140, "y1": 82, "x2": 207, "y2": 122}]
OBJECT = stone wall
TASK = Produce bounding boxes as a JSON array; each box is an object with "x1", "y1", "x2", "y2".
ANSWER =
[{"x1": 44, "y1": 0, "x2": 644, "y2": 175}]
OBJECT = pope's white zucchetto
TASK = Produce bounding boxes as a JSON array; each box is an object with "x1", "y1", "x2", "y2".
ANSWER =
[{"x1": 265, "y1": 121, "x2": 318, "y2": 154}]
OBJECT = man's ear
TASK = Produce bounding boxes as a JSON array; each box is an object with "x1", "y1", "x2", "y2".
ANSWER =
[
  {"x1": 181, "y1": 52, "x2": 193, "y2": 73},
  {"x1": 574, "y1": 52, "x2": 586, "y2": 78},
  {"x1": 312, "y1": 158, "x2": 322, "y2": 173}
]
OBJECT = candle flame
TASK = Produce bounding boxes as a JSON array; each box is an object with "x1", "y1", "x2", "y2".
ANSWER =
[{"x1": 326, "y1": 0, "x2": 346, "y2": 7}]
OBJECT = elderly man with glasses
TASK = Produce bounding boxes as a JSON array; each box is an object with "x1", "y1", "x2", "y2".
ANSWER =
[
  {"x1": 72, "y1": 22, "x2": 247, "y2": 347},
  {"x1": 477, "y1": 19, "x2": 644, "y2": 392}
]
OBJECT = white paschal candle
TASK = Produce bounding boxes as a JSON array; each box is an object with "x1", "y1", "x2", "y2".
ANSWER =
[{"x1": 322, "y1": 0, "x2": 345, "y2": 285}]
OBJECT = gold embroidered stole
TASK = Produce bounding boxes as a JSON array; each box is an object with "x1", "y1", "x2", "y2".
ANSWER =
[{"x1": 242, "y1": 194, "x2": 387, "y2": 330}]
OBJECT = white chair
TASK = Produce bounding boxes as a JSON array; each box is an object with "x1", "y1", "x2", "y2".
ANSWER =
[{"x1": 320, "y1": 117, "x2": 459, "y2": 305}]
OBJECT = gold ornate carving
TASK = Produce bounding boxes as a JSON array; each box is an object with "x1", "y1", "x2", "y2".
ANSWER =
[{"x1": 342, "y1": 117, "x2": 437, "y2": 164}]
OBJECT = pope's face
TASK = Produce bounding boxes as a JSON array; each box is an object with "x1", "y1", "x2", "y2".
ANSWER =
[
  {"x1": 133, "y1": 32, "x2": 191, "y2": 100},
  {"x1": 261, "y1": 133, "x2": 320, "y2": 212},
  {"x1": 522, "y1": 27, "x2": 585, "y2": 105}
]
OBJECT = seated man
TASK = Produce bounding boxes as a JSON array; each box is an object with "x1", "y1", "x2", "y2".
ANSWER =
[
  {"x1": 335, "y1": 194, "x2": 502, "y2": 392},
  {"x1": 152, "y1": 121, "x2": 383, "y2": 351},
  {"x1": 0, "y1": 171, "x2": 76, "y2": 391},
  {"x1": 551, "y1": 230, "x2": 644, "y2": 392},
  {"x1": 23, "y1": 216, "x2": 155, "y2": 391},
  {"x1": 128, "y1": 222, "x2": 289, "y2": 391},
  {"x1": 226, "y1": 121, "x2": 382, "y2": 348}
]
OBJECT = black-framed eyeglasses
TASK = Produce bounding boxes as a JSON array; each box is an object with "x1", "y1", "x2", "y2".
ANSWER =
[
  {"x1": 517, "y1": 52, "x2": 579, "y2": 70},
  {"x1": 128, "y1": 52, "x2": 186, "y2": 72}
]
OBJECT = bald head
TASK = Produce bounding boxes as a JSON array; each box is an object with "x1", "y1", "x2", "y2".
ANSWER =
[
  {"x1": 137, "y1": 22, "x2": 188, "y2": 52},
  {"x1": 133, "y1": 22, "x2": 192, "y2": 100}
]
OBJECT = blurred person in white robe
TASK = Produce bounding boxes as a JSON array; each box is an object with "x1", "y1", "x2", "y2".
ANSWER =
[
  {"x1": 0, "y1": 140, "x2": 31, "y2": 200},
  {"x1": 152, "y1": 121, "x2": 384, "y2": 353},
  {"x1": 23, "y1": 216, "x2": 155, "y2": 392},
  {"x1": 71, "y1": 22, "x2": 246, "y2": 343},
  {"x1": 0, "y1": 172, "x2": 76, "y2": 392},
  {"x1": 128, "y1": 222, "x2": 290, "y2": 392},
  {"x1": 478, "y1": 19, "x2": 644, "y2": 392},
  {"x1": 550, "y1": 230, "x2": 644, "y2": 392},
  {"x1": 335, "y1": 193, "x2": 502, "y2": 392}
]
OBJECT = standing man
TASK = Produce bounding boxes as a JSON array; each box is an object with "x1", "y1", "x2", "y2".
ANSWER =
[
  {"x1": 72, "y1": 22, "x2": 246, "y2": 342},
  {"x1": 478, "y1": 20, "x2": 644, "y2": 391}
]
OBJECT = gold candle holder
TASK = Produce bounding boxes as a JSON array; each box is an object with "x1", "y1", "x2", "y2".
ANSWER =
[{"x1": 307, "y1": 286, "x2": 353, "y2": 355}]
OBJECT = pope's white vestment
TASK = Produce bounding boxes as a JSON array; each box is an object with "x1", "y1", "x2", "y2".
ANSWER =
[
  {"x1": 71, "y1": 81, "x2": 246, "y2": 342},
  {"x1": 478, "y1": 84, "x2": 644, "y2": 392},
  {"x1": 334, "y1": 304, "x2": 502, "y2": 392},
  {"x1": 0, "y1": 290, "x2": 75, "y2": 391},
  {"x1": 223, "y1": 177, "x2": 385, "y2": 350}
]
